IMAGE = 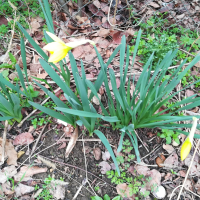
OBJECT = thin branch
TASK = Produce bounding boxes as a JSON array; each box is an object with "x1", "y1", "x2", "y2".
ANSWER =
[{"x1": 0, "y1": 120, "x2": 9, "y2": 165}]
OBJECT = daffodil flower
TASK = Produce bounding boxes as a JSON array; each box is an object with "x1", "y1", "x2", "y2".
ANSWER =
[
  {"x1": 43, "y1": 31, "x2": 95, "y2": 64},
  {"x1": 180, "y1": 117, "x2": 198, "y2": 161}
]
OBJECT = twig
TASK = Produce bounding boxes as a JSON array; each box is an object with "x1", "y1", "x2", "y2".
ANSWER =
[
  {"x1": 82, "y1": 135, "x2": 97, "y2": 196},
  {"x1": 169, "y1": 185, "x2": 200, "y2": 200},
  {"x1": 2, "y1": 1, "x2": 17, "y2": 63},
  {"x1": 187, "y1": 35, "x2": 200, "y2": 56},
  {"x1": 141, "y1": 145, "x2": 161, "y2": 160},
  {"x1": 0, "y1": 121, "x2": 8, "y2": 165},
  {"x1": 177, "y1": 139, "x2": 200, "y2": 200},
  {"x1": 30, "y1": 119, "x2": 50, "y2": 156},
  {"x1": 38, "y1": 155, "x2": 115, "y2": 189},
  {"x1": 16, "y1": 132, "x2": 66, "y2": 171},
  {"x1": 17, "y1": 87, "x2": 60, "y2": 128},
  {"x1": 134, "y1": 130, "x2": 149, "y2": 152}
]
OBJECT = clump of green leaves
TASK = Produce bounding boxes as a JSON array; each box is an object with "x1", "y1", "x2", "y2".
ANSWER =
[
  {"x1": 34, "y1": 176, "x2": 55, "y2": 200},
  {"x1": 131, "y1": 13, "x2": 200, "y2": 68},
  {"x1": 0, "y1": 0, "x2": 45, "y2": 36},
  {"x1": 0, "y1": 52, "x2": 16, "y2": 69},
  {"x1": 91, "y1": 194, "x2": 121, "y2": 200},
  {"x1": 106, "y1": 139, "x2": 152, "y2": 199},
  {"x1": 130, "y1": 33, "x2": 179, "y2": 68},
  {"x1": 31, "y1": 116, "x2": 51, "y2": 129},
  {"x1": 157, "y1": 129, "x2": 180, "y2": 145}
]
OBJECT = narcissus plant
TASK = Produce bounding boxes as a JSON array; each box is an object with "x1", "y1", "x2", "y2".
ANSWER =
[
  {"x1": 43, "y1": 31, "x2": 95, "y2": 63},
  {"x1": 180, "y1": 117, "x2": 198, "y2": 161}
]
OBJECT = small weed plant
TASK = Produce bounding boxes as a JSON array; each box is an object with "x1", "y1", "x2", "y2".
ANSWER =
[
  {"x1": 106, "y1": 140, "x2": 154, "y2": 199},
  {"x1": 157, "y1": 129, "x2": 180, "y2": 145},
  {"x1": 91, "y1": 194, "x2": 121, "y2": 200}
]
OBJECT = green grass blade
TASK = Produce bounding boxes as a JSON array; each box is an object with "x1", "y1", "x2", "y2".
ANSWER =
[
  {"x1": 15, "y1": 64, "x2": 29, "y2": 97},
  {"x1": 130, "y1": 29, "x2": 142, "y2": 73},
  {"x1": 55, "y1": 107, "x2": 101, "y2": 118},
  {"x1": 126, "y1": 131, "x2": 140, "y2": 162},
  {"x1": 76, "y1": 74, "x2": 90, "y2": 112},
  {"x1": 106, "y1": 45, "x2": 121, "y2": 66},
  {"x1": 117, "y1": 132, "x2": 125, "y2": 152},
  {"x1": 109, "y1": 69, "x2": 125, "y2": 111},
  {"x1": 0, "y1": 116, "x2": 13, "y2": 121},
  {"x1": 20, "y1": 38, "x2": 29, "y2": 83},
  {"x1": 38, "y1": 0, "x2": 54, "y2": 33},
  {"x1": 94, "y1": 130, "x2": 120, "y2": 175},
  {"x1": 29, "y1": 101, "x2": 74, "y2": 125},
  {"x1": 39, "y1": 58, "x2": 80, "y2": 103},
  {"x1": 85, "y1": 79, "x2": 109, "y2": 116},
  {"x1": 17, "y1": 23, "x2": 48, "y2": 61},
  {"x1": 120, "y1": 35, "x2": 126, "y2": 83},
  {"x1": 101, "y1": 116, "x2": 119, "y2": 122}
]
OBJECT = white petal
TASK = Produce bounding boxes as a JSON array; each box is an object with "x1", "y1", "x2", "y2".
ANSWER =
[
  {"x1": 66, "y1": 39, "x2": 95, "y2": 48},
  {"x1": 46, "y1": 31, "x2": 66, "y2": 45},
  {"x1": 188, "y1": 117, "x2": 198, "y2": 144}
]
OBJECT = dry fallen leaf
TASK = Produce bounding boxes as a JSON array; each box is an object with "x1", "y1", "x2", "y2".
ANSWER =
[
  {"x1": 82, "y1": 146, "x2": 92, "y2": 154},
  {"x1": 13, "y1": 132, "x2": 34, "y2": 146},
  {"x1": 17, "y1": 151, "x2": 25, "y2": 159},
  {"x1": 135, "y1": 164, "x2": 150, "y2": 176},
  {"x1": 2, "y1": 182, "x2": 14, "y2": 195},
  {"x1": 0, "y1": 138, "x2": 18, "y2": 166},
  {"x1": 93, "y1": 147, "x2": 102, "y2": 160},
  {"x1": 57, "y1": 142, "x2": 66, "y2": 150},
  {"x1": 93, "y1": 0, "x2": 101, "y2": 8},
  {"x1": 30, "y1": 17, "x2": 40, "y2": 33},
  {"x1": 14, "y1": 166, "x2": 47, "y2": 181},
  {"x1": 37, "y1": 72, "x2": 48, "y2": 79},
  {"x1": 146, "y1": 169, "x2": 161, "y2": 190},
  {"x1": 163, "y1": 152, "x2": 179, "y2": 168},
  {"x1": 116, "y1": 183, "x2": 137, "y2": 198},
  {"x1": 102, "y1": 151, "x2": 111, "y2": 161},
  {"x1": 97, "y1": 27, "x2": 110, "y2": 37},
  {"x1": 98, "y1": 161, "x2": 111, "y2": 174},
  {"x1": 186, "y1": 89, "x2": 194, "y2": 97},
  {"x1": 149, "y1": 2, "x2": 160, "y2": 8},
  {"x1": 156, "y1": 154, "x2": 166, "y2": 167},
  {"x1": 0, "y1": 165, "x2": 17, "y2": 184},
  {"x1": 164, "y1": 172, "x2": 172, "y2": 181},
  {"x1": 65, "y1": 126, "x2": 78, "y2": 157},
  {"x1": 50, "y1": 180, "x2": 68, "y2": 199},
  {"x1": 14, "y1": 183, "x2": 34, "y2": 197},
  {"x1": 163, "y1": 144, "x2": 175, "y2": 154}
]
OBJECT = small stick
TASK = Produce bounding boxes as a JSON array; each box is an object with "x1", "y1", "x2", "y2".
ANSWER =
[
  {"x1": 0, "y1": 120, "x2": 9, "y2": 165},
  {"x1": 177, "y1": 139, "x2": 200, "y2": 200},
  {"x1": 134, "y1": 130, "x2": 149, "y2": 152},
  {"x1": 30, "y1": 119, "x2": 50, "y2": 156},
  {"x1": 38, "y1": 155, "x2": 115, "y2": 189},
  {"x1": 17, "y1": 87, "x2": 60, "y2": 128}
]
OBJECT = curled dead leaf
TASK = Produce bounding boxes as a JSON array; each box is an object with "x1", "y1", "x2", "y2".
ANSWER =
[
  {"x1": 13, "y1": 132, "x2": 34, "y2": 146},
  {"x1": 0, "y1": 138, "x2": 18, "y2": 166},
  {"x1": 65, "y1": 126, "x2": 78, "y2": 157},
  {"x1": 93, "y1": 147, "x2": 102, "y2": 160},
  {"x1": 14, "y1": 166, "x2": 47, "y2": 181},
  {"x1": 156, "y1": 154, "x2": 166, "y2": 167},
  {"x1": 98, "y1": 161, "x2": 111, "y2": 174}
]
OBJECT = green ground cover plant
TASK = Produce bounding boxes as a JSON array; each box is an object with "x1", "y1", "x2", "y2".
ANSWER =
[
  {"x1": 106, "y1": 140, "x2": 155, "y2": 199},
  {"x1": 157, "y1": 129, "x2": 180, "y2": 145},
  {"x1": 0, "y1": 0, "x2": 45, "y2": 37},
  {"x1": 130, "y1": 13, "x2": 200, "y2": 68}
]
